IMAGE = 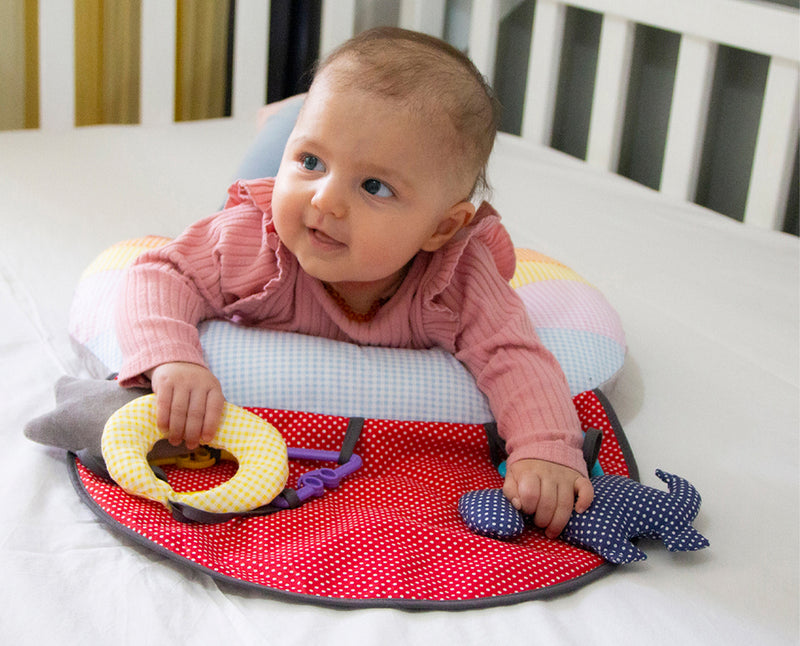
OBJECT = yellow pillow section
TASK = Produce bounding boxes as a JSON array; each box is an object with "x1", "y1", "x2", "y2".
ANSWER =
[
  {"x1": 510, "y1": 248, "x2": 590, "y2": 289},
  {"x1": 80, "y1": 235, "x2": 171, "y2": 278},
  {"x1": 101, "y1": 395, "x2": 289, "y2": 513}
]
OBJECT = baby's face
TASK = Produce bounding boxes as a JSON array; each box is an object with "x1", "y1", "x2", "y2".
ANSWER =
[{"x1": 271, "y1": 76, "x2": 472, "y2": 295}]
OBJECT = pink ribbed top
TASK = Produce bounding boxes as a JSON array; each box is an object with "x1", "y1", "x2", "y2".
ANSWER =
[{"x1": 115, "y1": 178, "x2": 585, "y2": 474}]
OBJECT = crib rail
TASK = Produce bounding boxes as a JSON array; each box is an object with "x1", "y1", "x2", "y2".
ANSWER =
[
  {"x1": 19, "y1": 0, "x2": 800, "y2": 231},
  {"x1": 516, "y1": 0, "x2": 799, "y2": 230},
  {"x1": 383, "y1": 0, "x2": 800, "y2": 231}
]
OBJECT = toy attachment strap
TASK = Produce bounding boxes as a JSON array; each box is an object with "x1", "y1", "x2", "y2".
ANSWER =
[
  {"x1": 482, "y1": 422, "x2": 506, "y2": 469},
  {"x1": 170, "y1": 417, "x2": 365, "y2": 524},
  {"x1": 337, "y1": 417, "x2": 364, "y2": 464}
]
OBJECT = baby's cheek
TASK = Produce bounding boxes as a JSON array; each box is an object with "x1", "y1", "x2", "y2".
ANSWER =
[{"x1": 270, "y1": 192, "x2": 300, "y2": 244}]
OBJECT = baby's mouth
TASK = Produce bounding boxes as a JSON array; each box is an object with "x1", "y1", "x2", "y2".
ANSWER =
[{"x1": 309, "y1": 227, "x2": 345, "y2": 248}]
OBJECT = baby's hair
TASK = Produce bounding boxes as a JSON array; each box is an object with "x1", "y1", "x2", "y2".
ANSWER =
[{"x1": 313, "y1": 27, "x2": 501, "y2": 199}]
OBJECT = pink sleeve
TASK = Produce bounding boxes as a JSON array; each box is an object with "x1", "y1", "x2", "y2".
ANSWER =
[
  {"x1": 438, "y1": 239, "x2": 587, "y2": 476},
  {"x1": 115, "y1": 191, "x2": 280, "y2": 387}
]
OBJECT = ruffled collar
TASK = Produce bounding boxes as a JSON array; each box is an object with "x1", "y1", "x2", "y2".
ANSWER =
[{"x1": 419, "y1": 201, "x2": 517, "y2": 303}]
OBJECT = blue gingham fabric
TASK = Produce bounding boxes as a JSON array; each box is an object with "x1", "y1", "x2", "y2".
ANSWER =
[
  {"x1": 75, "y1": 321, "x2": 622, "y2": 423},
  {"x1": 536, "y1": 328, "x2": 626, "y2": 394},
  {"x1": 70, "y1": 241, "x2": 626, "y2": 424},
  {"x1": 200, "y1": 322, "x2": 493, "y2": 423},
  {"x1": 85, "y1": 319, "x2": 493, "y2": 424}
]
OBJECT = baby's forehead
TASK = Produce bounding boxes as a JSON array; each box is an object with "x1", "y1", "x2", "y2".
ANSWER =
[
  {"x1": 307, "y1": 61, "x2": 484, "y2": 193},
  {"x1": 317, "y1": 53, "x2": 465, "y2": 107},
  {"x1": 310, "y1": 68, "x2": 467, "y2": 148},
  {"x1": 311, "y1": 31, "x2": 495, "y2": 197}
]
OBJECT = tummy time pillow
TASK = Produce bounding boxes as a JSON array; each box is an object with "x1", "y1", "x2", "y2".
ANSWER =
[
  {"x1": 58, "y1": 197, "x2": 640, "y2": 608},
  {"x1": 69, "y1": 238, "x2": 625, "y2": 422}
]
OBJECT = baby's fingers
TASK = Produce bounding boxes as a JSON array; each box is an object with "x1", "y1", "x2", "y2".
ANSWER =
[
  {"x1": 154, "y1": 383, "x2": 174, "y2": 435},
  {"x1": 574, "y1": 476, "x2": 594, "y2": 513},
  {"x1": 152, "y1": 380, "x2": 181, "y2": 442},
  {"x1": 181, "y1": 391, "x2": 209, "y2": 450},
  {"x1": 164, "y1": 388, "x2": 191, "y2": 446},
  {"x1": 543, "y1": 483, "x2": 576, "y2": 539},
  {"x1": 200, "y1": 388, "x2": 225, "y2": 445},
  {"x1": 503, "y1": 471, "x2": 541, "y2": 513}
]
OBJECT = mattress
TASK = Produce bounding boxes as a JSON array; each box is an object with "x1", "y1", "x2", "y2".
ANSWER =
[{"x1": 1, "y1": 119, "x2": 797, "y2": 645}]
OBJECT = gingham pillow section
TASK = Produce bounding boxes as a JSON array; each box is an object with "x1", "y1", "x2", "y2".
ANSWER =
[
  {"x1": 201, "y1": 322, "x2": 492, "y2": 422},
  {"x1": 69, "y1": 238, "x2": 626, "y2": 420}
]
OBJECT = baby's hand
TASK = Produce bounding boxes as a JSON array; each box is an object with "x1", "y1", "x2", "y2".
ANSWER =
[
  {"x1": 503, "y1": 458, "x2": 594, "y2": 539},
  {"x1": 147, "y1": 362, "x2": 225, "y2": 450}
]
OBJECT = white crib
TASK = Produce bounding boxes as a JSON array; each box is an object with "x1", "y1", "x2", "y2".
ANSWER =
[{"x1": 26, "y1": 0, "x2": 799, "y2": 232}]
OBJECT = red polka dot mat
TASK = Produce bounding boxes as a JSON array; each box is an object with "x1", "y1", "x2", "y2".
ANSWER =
[{"x1": 69, "y1": 389, "x2": 636, "y2": 609}]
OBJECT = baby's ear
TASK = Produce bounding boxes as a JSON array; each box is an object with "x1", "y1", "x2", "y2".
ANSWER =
[{"x1": 421, "y1": 201, "x2": 476, "y2": 252}]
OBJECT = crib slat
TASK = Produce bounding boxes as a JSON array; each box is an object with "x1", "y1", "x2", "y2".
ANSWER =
[
  {"x1": 744, "y1": 58, "x2": 800, "y2": 230},
  {"x1": 320, "y1": 0, "x2": 356, "y2": 58},
  {"x1": 661, "y1": 35, "x2": 718, "y2": 202},
  {"x1": 561, "y1": 0, "x2": 798, "y2": 63},
  {"x1": 232, "y1": 0, "x2": 270, "y2": 119},
  {"x1": 39, "y1": 0, "x2": 75, "y2": 130},
  {"x1": 140, "y1": 0, "x2": 177, "y2": 125},
  {"x1": 468, "y1": 0, "x2": 502, "y2": 82},
  {"x1": 521, "y1": 0, "x2": 567, "y2": 145},
  {"x1": 586, "y1": 14, "x2": 635, "y2": 171},
  {"x1": 400, "y1": 0, "x2": 446, "y2": 37}
]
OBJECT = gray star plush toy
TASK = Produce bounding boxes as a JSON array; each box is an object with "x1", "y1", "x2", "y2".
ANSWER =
[{"x1": 24, "y1": 376, "x2": 189, "y2": 473}]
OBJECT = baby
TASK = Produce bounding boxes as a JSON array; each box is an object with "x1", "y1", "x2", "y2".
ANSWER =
[{"x1": 115, "y1": 27, "x2": 593, "y2": 538}]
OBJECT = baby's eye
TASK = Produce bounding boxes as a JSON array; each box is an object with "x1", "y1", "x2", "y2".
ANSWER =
[
  {"x1": 362, "y1": 178, "x2": 393, "y2": 198},
  {"x1": 301, "y1": 155, "x2": 325, "y2": 172}
]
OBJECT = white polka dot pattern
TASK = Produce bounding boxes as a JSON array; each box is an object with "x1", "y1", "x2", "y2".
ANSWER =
[
  {"x1": 77, "y1": 391, "x2": 634, "y2": 605},
  {"x1": 561, "y1": 469, "x2": 709, "y2": 563},
  {"x1": 458, "y1": 489, "x2": 525, "y2": 539}
]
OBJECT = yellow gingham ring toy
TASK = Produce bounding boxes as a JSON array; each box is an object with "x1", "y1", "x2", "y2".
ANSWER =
[{"x1": 101, "y1": 394, "x2": 289, "y2": 513}]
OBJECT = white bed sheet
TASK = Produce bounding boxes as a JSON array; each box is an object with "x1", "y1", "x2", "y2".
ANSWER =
[{"x1": 1, "y1": 121, "x2": 797, "y2": 646}]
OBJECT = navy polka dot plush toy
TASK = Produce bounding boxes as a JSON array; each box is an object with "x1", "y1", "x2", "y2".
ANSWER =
[{"x1": 458, "y1": 469, "x2": 709, "y2": 564}]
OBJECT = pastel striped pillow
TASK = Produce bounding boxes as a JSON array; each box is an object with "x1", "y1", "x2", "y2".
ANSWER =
[
  {"x1": 69, "y1": 238, "x2": 625, "y2": 423},
  {"x1": 511, "y1": 249, "x2": 626, "y2": 395}
]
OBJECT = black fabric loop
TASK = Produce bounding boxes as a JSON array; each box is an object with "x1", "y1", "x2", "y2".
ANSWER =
[
  {"x1": 583, "y1": 428, "x2": 603, "y2": 472},
  {"x1": 74, "y1": 449, "x2": 112, "y2": 481},
  {"x1": 482, "y1": 422, "x2": 507, "y2": 468},
  {"x1": 170, "y1": 500, "x2": 283, "y2": 524},
  {"x1": 169, "y1": 487, "x2": 305, "y2": 524},
  {"x1": 338, "y1": 417, "x2": 364, "y2": 465},
  {"x1": 278, "y1": 487, "x2": 302, "y2": 509}
]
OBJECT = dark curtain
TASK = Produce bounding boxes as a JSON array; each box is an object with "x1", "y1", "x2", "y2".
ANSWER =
[{"x1": 267, "y1": 0, "x2": 322, "y2": 103}]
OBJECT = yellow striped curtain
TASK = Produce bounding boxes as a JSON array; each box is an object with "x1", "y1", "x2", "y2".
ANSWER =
[
  {"x1": 74, "y1": 0, "x2": 141, "y2": 125},
  {"x1": 0, "y1": 0, "x2": 39, "y2": 130},
  {"x1": 174, "y1": 0, "x2": 232, "y2": 122},
  {"x1": 0, "y1": 0, "x2": 232, "y2": 130}
]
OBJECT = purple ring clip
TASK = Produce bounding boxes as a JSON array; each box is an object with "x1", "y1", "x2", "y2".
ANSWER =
[{"x1": 271, "y1": 448, "x2": 363, "y2": 509}]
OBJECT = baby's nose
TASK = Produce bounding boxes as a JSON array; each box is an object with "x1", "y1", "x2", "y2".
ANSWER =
[{"x1": 311, "y1": 177, "x2": 347, "y2": 218}]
